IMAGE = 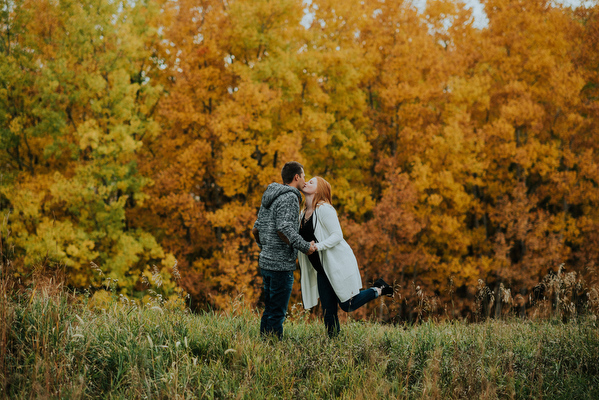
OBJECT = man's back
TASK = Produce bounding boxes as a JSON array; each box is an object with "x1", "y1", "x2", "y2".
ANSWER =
[{"x1": 254, "y1": 182, "x2": 308, "y2": 271}]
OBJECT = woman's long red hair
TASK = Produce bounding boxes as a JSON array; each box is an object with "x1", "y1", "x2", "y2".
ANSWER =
[{"x1": 312, "y1": 176, "x2": 332, "y2": 207}]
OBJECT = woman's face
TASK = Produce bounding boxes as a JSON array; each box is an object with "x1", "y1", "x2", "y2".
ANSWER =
[{"x1": 303, "y1": 177, "x2": 318, "y2": 195}]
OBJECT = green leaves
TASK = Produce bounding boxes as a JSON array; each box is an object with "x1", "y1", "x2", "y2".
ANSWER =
[{"x1": 0, "y1": 0, "x2": 164, "y2": 291}]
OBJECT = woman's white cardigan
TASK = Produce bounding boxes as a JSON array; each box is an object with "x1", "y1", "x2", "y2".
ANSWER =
[{"x1": 298, "y1": 203, "x2": 363, "y2": 309}]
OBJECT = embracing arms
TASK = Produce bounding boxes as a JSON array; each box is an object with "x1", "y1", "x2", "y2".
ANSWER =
[
  {"x1": 252, "y1": 194, "x2": 316, "y2": 254},
  {"x1": 274, "y1": 197, "x2": 316, "y2": 254}
]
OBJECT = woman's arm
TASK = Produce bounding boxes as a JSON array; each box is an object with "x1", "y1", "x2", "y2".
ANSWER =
[{"x1": 315, "y1": 205, "x2": 344, "y2": 251}]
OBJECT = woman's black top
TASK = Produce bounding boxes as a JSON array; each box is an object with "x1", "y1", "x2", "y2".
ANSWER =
[{"x1": 299, "y1": 212, "x2": 324, "y2": 274}]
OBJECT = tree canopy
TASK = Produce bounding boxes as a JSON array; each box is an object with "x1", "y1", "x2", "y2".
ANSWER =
[{"x1": 2, "y1": 0, "x2": 598, "y2": 316}]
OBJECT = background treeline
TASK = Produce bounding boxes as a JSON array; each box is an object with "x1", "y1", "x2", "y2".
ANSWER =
[{"x1": 1, "y1": 0, "x2": 599, "y2": 318}]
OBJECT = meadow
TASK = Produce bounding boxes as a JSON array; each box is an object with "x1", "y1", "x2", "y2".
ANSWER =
[
  {"x1": 3, "y1": 1, "x2": 599, "y2": 398},
  {"x1": 1, "y1": 274, "x2": 598, "y2": 400}
]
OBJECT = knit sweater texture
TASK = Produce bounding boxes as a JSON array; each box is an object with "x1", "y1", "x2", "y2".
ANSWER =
[{"x1": 253, "y1": 183, "x2": 311, "y2": 271}]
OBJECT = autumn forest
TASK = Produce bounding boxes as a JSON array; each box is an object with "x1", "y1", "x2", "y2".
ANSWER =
[{"x1": 1, "y1": 0, "x2": 599, "y2": 319}]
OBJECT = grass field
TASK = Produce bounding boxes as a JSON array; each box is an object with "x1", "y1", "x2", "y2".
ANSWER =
[{"x1": 1, "y1": 280, "x2": 598, "y2": 400}]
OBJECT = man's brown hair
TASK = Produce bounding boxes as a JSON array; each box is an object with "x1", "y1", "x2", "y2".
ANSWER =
[{"x1": 281, "y1": 161, "x2": 304, "y2": 184}]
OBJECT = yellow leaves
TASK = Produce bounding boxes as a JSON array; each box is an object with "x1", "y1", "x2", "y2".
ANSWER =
[
  {"x1": 329, "y1": 124, "x2": 370, "y2": 161},
  {"x1": 426, "y1": 213, "x2": 471, "y2": 254},
  {"x1": 85, "y1": 74, "x2": 108, "y2": 100},
  {"x1": 111, "y1": 234, "x2": 146, "y2": 276},
  {"x1": 500, "y1": 97, "x2": 545, "y2": 131},
  {"x1": 112, "y1": 124, "x2": 142, "y2": 154},
  {"x1": 411, "y1": 159, "x2": 432, "y2": 195},
  {"x1": 227, "y1": 0, "x2": 302, "y2": 60},
  {"x1": 448, "y1": 75, "x2": 491, "y2": 113},
  {"x1": 19, "y1": 217, "x2": 99, "y2": 283},
  {"x1": 206, "y1": 203, "x2": 256, "y2": 234},
  {"x1": 9, "y1": 117, "x2": 23, "y2": 135},
  {"x1": 444, "y1": 258, "x2": 482, "y2": 287},
  {"x1": 332, "y1": 176, "x2": 375, "y2": 217},
  {"x1": 301, "y1": 109, "x2": 335, "y2": 143},
  {"x1": 218, "y1": 156, "x2": 255, "y2": 199},
  {"x1": 427, "y1": 194, "x2": 443, "y2": 207},
  {"x1": 529, "y1": 141, "x2": 560, "y2": 178},
  {"x1": 77, "y1": 119, "x2": 101, "y2": 150}
]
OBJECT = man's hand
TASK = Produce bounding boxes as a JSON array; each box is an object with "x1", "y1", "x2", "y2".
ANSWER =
[
  {"x1": 252, "y1": 227, "x2": 261, "y2": 245},
  {"x1": 306, "y1": 241, "x2": 318, "y2": 255}
]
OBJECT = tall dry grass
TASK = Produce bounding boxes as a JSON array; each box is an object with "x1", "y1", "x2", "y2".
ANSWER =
[
  {"x1": 1, "y1": 266, "x2": 598, "y2": 399},
  {"x1": 2, "y1": 210, "x2": 599, "y2": 399}
]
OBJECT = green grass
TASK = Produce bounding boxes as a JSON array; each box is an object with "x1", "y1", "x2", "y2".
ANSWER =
[{"x1": 2, "y1": 289, "x2": 599, "y2": 399}]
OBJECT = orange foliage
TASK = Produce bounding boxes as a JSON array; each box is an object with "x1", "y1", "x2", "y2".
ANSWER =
[{"x1": 2, "y1": 0, "x2": 599, "y2": 317}]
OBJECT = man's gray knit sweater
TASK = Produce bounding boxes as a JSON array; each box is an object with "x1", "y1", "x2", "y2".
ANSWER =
[{"x1": 253, "y1": 183, "x2": 311, "y2": 271}]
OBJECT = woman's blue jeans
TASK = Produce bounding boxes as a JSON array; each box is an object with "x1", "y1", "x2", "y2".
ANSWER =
[
  {"x1": 260, "y1": 268, "x2": 294, "y2": 338},
  {"x1": 317, "y1": 272, "x2": 377, "y2": 337}
]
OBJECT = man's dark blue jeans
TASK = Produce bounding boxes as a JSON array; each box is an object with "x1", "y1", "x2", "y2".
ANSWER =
[
  {"x1": 260, "y1": 268, "x2": 294, "y2": 338},
  {"x1": 317, "y1": 271, "x2": 378, "y2": 337}
]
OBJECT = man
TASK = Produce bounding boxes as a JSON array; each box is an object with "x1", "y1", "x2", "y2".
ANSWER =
[{"x1": 252, "y1": 161, "x2": 317, "y2": 338}]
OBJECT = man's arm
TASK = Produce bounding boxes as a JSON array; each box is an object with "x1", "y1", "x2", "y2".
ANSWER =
[
  {"x1": 276, "y1": 232, "x2": 316, "y2": 254},
  {"x1": 252, "y1": 206, "x2": 266, "y2": 247},
  {"x1": 273, "y1": 194, "x2": 312, "y2": 254}
]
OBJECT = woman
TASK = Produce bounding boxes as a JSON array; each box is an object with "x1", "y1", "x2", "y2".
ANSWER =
[{"x1": 298, "y1": 176, "x2": 393, "y2": 337}]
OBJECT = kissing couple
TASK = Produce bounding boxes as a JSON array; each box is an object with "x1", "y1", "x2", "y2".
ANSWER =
[{"x1": 252, "y1": 161, "x2": 394, "y2": 338}]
